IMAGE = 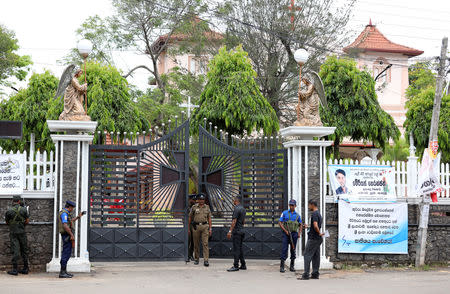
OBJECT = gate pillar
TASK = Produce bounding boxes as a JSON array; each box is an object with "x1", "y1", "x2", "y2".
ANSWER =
[
  {"x1": 45, "y1": 120, "x2": 97, "y2": 272},
  {"x1": 280, "y1": 126, "x2": 335, "y2": 270}
]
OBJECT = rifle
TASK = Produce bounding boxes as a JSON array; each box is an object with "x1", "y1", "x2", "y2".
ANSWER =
[{"x1": 283, "y1": 222, "x2": 295, "y2": 250}]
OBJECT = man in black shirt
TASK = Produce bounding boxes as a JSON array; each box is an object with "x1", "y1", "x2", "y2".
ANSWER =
[
  {"x1": 300, "y1": 200, "x2": 324, "y2": 280},
  {"x1": 226, "y1": 196, "x2": 246, "y2": 272}
]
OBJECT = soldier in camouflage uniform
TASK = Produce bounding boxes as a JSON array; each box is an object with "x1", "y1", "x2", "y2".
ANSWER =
[{"x1": 4, "y1": 195, "x2": 30, "y2": 275}]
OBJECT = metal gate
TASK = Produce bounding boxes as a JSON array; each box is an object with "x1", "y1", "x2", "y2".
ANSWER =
[
  {"x1": 88, "y1": 121, "x2": 190, "y2": 261},
  {"x1": 199, "y1": 124, "x2": 288, "y2": 258}
]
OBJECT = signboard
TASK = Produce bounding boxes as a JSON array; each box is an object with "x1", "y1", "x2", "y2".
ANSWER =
[
  {"x1": 338, "y1": 200, "x2": 408, "y2": 254},
  {"x1": 0, "y1": 154, "x2": 25, "y2": 195},
  {"x1": 417, "y1": 148, "x2": 442, "y2": 196},
  {"x1": 0, "y1": 121, "x2": 22, "y2": 139},
  {"x1": 328, "y1": 164, "x2": 396, "y2": 203}
]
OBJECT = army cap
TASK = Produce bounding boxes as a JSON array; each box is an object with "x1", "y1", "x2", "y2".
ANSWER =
[
  {"x1": 66, "y1": 200, "x2": 76, "y2": 207},
  {"x1": 12, "y1": 195, "x2": 22, "y2": 201}
]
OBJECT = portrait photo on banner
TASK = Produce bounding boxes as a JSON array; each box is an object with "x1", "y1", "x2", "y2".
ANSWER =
[{"x1": 328, "y1": 165, "x2": 396, "y2": 203}]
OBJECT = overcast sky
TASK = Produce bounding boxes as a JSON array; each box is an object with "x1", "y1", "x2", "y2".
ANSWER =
[{"x1": 0, "y1": 0, "x2": 449, "y2": 96}]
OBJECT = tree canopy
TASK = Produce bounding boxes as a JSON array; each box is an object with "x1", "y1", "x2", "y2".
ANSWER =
[
  {"x1": 192, "y1": 46, "x2": 279, "y2": 136},
  {"x1": 0, "y1": 25, "x2": 32, "y2": 92},
  {"x1": 319, "y1": 56, "x2": 400, "y2": 158},
  {"x1": 404, "y1": 62, "x2": 450, "y2": 162},
  {"x1": 218, "y1": 0, "x2": 354, "y2": 124},
  {"x1": 0, "y1": 62, "x2": 149, "y2": 152}
]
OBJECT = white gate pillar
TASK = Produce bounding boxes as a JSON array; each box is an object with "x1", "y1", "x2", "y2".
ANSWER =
[
  {"x1": 46, "y1": 120, "x2": 97, "y2": 273},
  {"x1": 280, "y1": 126, "x2": 335, "y2": 270}
]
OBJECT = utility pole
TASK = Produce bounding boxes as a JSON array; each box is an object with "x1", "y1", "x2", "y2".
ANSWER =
[{"x1": 415, "y1": 36, "x2": 448, "y2": 267}]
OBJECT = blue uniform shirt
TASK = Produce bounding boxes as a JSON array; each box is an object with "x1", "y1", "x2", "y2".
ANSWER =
[
  {"x1": 61, "y1": 208, "x2": 70, "y2": 224},
  {"x1": 279, "y1": 209, "x2": 302, "y2": 223}
]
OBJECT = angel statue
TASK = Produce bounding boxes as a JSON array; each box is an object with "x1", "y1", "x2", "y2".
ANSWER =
[
  {"x1": 56, "y1": 64, "x2": 91, "y2": 121},
  {"x1": 294, "y1": 71, "x2": 327, "y2": 127}
]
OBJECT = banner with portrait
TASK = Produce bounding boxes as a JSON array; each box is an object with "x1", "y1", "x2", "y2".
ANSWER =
[
  {"x1": 328, "y1": 164, "x2": 396, "y2": 203},
  {"x1": 0, "y1": 154, "x2": 25, "y2": 195},
  {"x1": 338, "y1": 200, "x2": 408, "y2": 254}
]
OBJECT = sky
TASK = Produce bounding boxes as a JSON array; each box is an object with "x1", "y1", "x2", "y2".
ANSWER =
[{"x1": 0, "y1": 0, "x2": 449, "y2": 96}]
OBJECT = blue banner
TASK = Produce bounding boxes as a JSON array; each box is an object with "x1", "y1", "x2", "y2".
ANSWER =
[{"x1": 338, "y1": 200, "x2": 408, "y2": 254}]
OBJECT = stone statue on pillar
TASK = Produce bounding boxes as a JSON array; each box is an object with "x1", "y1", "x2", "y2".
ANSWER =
[
  {"x1": 294, "y1": 72, "x2": 327, "y2": 127},
  {"x1": 55, "y1": 64, "x2": 91, "y2": 122}
]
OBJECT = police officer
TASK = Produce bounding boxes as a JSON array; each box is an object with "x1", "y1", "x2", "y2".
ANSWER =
[
  {"x1": 187, "y1": 194, "x2": 197, "y2": 262},
  {"x1": 278, "y1": 199, "x2": 302, "y2": 273},
  {"x1": 4, "y1": 195, "x2": 30, "y2": 275},
  {"x1": 188, "y1": 194, "x2": 212, "y2": 267},
  {"x1": 58, "y1": 200, "x2": 85, "y2": 278}
]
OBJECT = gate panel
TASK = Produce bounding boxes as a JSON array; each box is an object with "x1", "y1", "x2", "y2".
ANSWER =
[
  {"x1": 89, "y1": 121, "x2": 190, "y2": 261},
  {"x1": 199, "y1": 125, "x2": 288, "y2": 258}
]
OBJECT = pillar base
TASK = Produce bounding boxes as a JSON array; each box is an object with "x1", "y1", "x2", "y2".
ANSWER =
[
  {"x1": 46, "y1": 257, "x2": 91, "y2": 273},
  {"x1": 294, "y1": 256, "x2": 333, "y2": 271}
]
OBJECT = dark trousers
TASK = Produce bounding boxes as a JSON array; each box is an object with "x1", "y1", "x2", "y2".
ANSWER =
[
  {"x1": 188, "y1": 225, "x2": 194, "y2": 259},
  {"x1": 10, "y1": 232, "x2": 28, "y2": 266},
  {"x1": 280, "y1": 231, "x2": 298, "y2": 261},
  {"x1": 60, "y1": 233, "x2": 72, "y2": 269},
  {"x1": 303, "y1": 238, "x2": 323, "y2": 278},
  {"x1": 232, "y1": 231, "x2": 245, "y2": 268}
]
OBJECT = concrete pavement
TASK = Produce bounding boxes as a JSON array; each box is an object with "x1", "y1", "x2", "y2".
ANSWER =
[{"x1": 1, "y1": 259, "x2": 449, "y2": 294}]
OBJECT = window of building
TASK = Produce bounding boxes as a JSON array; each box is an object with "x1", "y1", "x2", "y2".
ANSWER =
[
  {"x1": 189, "y1": 56, "x2": 208, "y2": 75},
  {"x1": 373, "y1": 57, "x2": 391, "y2": 84}
]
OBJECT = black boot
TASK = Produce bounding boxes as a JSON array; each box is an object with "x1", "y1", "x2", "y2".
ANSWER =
[
  {"x1": 289, "y1": 259, "x2": 295, "y2": 272},
  {"x1": 280, "y1": 260, "x2": 285, "y2": 273},
  {"x1": 59, "y1": 266, "x2": 72, "y2": 278},
  {"x1": 19, "y1": 261, "x2": 29, "y2": 274},
  {"x1": 7, "y1": 264, "x2": 18, "y2": 276}
]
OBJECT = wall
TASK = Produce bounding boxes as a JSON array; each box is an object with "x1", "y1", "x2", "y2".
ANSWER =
[
  {"x1": 0, "y1": 198, "x2": 53, "y2": 271},
  {"x1": 325, "y1": 203, "x2": 450, "y2": 265}
]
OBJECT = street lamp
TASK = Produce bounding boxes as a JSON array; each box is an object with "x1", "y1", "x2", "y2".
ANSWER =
[
  {"x1": 294, "y1": 48, "x2": 309, "y2": 125},
  {"x1": 77, "y1": 39, "x2": 93, "y2": 111}
]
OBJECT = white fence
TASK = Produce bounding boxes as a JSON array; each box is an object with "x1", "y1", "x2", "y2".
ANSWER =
[
  {"x1": 0, "y1": 144, "x2": 55, "y2": 192},
  {"x1": 326, "y1": 158, "x2": 450, "y2": 201}
]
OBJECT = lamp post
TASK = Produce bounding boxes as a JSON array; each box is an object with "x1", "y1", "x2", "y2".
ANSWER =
[
  {"x1": 294, "y1": 48, "x2": 309, "y2": 125},
  {"x1": 77, "y1": 39, "x2": 93, "y2": 111}
]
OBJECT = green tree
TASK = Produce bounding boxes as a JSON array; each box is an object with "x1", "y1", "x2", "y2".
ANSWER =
[
  {"x1": 380, "y1": 138, "x2": 410, "y2": 162},
  {"x1": 319, "y1": 56, "x2": 400, "y2": 158},
  {"x1": 0, "y1": 62, "x2": 149, "y2": 152},
  {"x1": 0, "y1": 71, "x2": 58, "y2": 152},
  {"x1": 404, "y1": 88, "x2": 450, "y2": 162},
  {"x1": 192, "y1": 46, "x2": 279, "y2": 135},
  {"x1": 0, "y1": 25, "x2": 32, "y2": 92},
  {"x1": 136, "y1": 67, "x2": 205, "y2": 127},
  {"x1": 217, "y1": 0, "x2": 354, "y2": 124}
]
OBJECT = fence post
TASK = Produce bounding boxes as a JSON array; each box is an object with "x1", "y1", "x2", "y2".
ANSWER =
[{"x1": 407, "y1": 134, "x2": 418, "y2": 197}]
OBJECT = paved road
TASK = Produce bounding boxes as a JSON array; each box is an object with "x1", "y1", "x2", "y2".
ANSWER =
[{"x1": 1, "y1": 260, "x2": 449, "y2": 294}]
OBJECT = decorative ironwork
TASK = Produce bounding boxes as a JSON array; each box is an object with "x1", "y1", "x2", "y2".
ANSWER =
[
  {"x1": 88, "y1": 120, "x2": 189, "y2": 261},
  {"x1": 199, "y1": 123, "x2": 288, "y2": 258}
]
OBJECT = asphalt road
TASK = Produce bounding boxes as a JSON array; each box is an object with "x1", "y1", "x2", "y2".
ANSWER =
[{"x1": 1, "y1": 260, "x2": 449, "y2": 294}]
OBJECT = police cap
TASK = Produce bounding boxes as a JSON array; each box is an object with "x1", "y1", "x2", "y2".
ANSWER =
[
  {"x1": 196, "y1": 193, "x2": 206, "y2": 200},
  {"x1": 66, "y1": 200, "x2": 76, "y2": 207}
]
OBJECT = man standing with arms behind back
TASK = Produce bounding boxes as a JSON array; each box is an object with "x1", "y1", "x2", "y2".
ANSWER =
[
  {"x1": 227, "y1": 196, "x2": 246, "y2": 272},
  {"x1": 300, "y1": 200, "x2": 324, "y2": 280},
  {"x1": 188, "y1": 194, "x2": 212, "y2": 267},
  {"x1": 4, "y1": 195, "x2": 29, "y2": 275}
]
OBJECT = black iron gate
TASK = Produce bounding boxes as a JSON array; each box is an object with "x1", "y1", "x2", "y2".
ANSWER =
[
  {"x1": 199, "y1": 125, "x2": 288, "y2": 258},
  {"x1": 88, "y1": 121, "x2": 190, "y2": 261}
]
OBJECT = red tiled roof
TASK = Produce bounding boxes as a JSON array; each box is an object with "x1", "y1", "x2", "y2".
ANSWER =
[{"x1": 344, "y1": 23, "x2": 423, "y2": 57}]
